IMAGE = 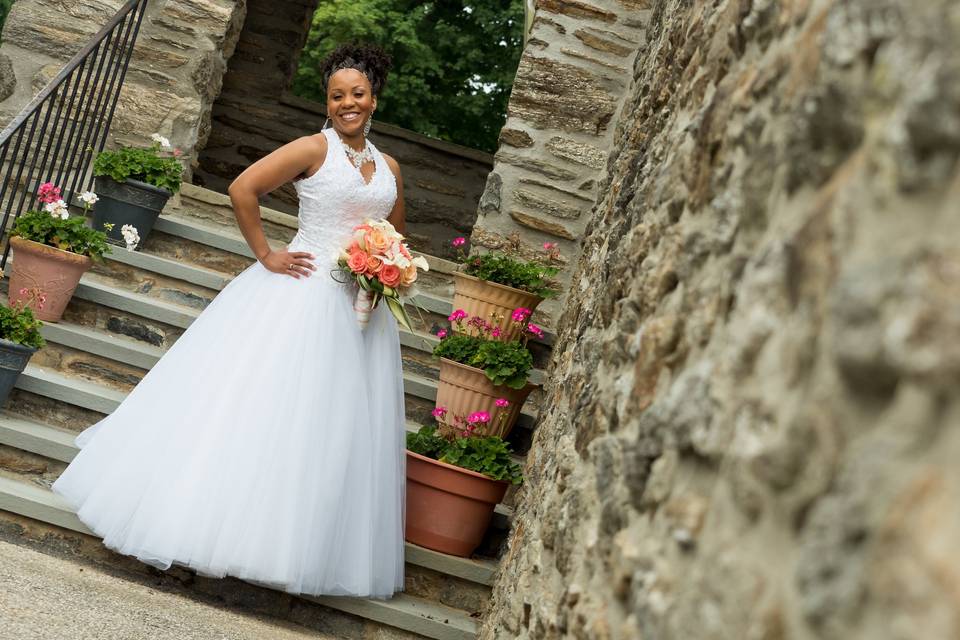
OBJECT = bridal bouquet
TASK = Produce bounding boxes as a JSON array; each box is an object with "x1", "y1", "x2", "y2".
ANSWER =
[{"x1": 334, "y1": 219, "x2": 428, "y2": 331}]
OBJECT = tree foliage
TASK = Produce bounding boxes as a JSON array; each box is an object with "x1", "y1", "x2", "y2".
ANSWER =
[
  {"x1": 0, "y1": 0, "x2": 14, "y2": 41},
  {"x1": 293, "y1": 0, "x2": 525, "y2": 152}
]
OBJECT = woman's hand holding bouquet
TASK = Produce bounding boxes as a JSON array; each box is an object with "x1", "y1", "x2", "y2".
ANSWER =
[{"x1": 335, "y1": 219, "x2": 428, "y2": 330}]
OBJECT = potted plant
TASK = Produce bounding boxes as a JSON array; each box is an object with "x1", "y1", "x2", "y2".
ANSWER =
[
  {"x1": 432, "y1": 308, "x2": 541, "y2": 438},
  {"x1": 7, "y1": 183, "x2": 110, "y2": 322},
  {"x1": 450, "y1": 235, "x2": 561, "y2": 341},
  {"x1": 405, "y1": 408, "x2": 522, "y2": 557},
  {"x1": 0, "y1": 281, "x2": 45, "y2": 406},
  {"x1": 90, "y1": 133, "x2": 183, "y2": 249}
]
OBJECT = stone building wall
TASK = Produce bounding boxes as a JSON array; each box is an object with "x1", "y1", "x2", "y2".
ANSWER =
[
  {"x1": 471, "y1": 0, "x2": 650, "y2": 326},
  {"x1": 0, "y1": 0, "x2": 245, "y2": 177},
  {"x1": 482, "y1": 1, "x2": 960, "y2": 638}
]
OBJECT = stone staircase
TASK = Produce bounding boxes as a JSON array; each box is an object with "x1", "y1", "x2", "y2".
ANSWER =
[{"x1": 0, "y1": 184, "x2": 549, "y2": 639}]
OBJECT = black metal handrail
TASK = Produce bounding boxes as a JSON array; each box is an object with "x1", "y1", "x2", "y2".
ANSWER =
[{"x1": 0, "y1": 0, "x2": 149, "y2": 268}]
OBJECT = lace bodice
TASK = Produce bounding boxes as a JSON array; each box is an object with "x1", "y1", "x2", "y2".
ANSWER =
[{"x1": 289, "y1": 128, "x2": 397, "y2": 260}]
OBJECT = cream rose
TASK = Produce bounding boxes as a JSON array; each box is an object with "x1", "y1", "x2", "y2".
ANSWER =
[{"x1": 401, "y1": 264, "x2": 418, "y2": 286}]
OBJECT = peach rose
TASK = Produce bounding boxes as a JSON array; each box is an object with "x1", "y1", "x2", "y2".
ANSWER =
[
  {"x1": 368, "y1": 228, "x2": 391, "y2": 253},
  {"x1": 379, "y1": 263, "x2": 402, "y2": 287},
  {"x1": 347, "y1": 248, "x2": 368, "y2": 274},
  {"x1": 401, "y1": 264, "x2": 418, "y2": 286},
  {"x1": 366, "y1": 254, "x2": 383, "y2": 275}
]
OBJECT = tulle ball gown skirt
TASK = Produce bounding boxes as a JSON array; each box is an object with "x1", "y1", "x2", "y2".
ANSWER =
[{"x1": 51, "y1": 257, "x2": 408, "y2": 599}]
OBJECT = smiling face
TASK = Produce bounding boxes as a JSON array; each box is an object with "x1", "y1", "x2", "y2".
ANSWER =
[{"x1": 326, "y1": 68, "x2": 377, "y2": 138}]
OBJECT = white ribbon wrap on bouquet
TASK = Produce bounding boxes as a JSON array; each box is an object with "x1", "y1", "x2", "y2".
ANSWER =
[{"x1": 354, "y1": 288, "x2": 374, "y2": 329}]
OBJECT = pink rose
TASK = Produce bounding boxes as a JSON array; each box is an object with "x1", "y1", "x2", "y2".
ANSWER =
[
  {"x1": 365, "y1": 254, "x2": 383, "y2": 275},
  {"x1": 379, "y1": 263, "x2": 401, "y2": 287},
  {"x1": 347, "y1": 249, "x2": 368, "y2": 274}
]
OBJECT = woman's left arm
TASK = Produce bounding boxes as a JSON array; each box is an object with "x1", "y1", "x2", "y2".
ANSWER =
[{"x1": 383, "y1": 154, "x2": 406, "y2": 235}]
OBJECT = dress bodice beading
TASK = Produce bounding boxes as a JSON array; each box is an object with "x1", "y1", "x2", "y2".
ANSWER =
[{"x1": 291, "y1": 128, "x2": 397, "y2": 258}]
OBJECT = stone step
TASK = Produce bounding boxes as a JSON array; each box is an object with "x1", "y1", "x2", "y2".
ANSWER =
[
  {"x1": 28, "y1": 305, "x2": 540, "y2": 429},
  {"x1": 0, "y1": 409, "x2": 499, "y2": 586},
  {"x1": 6, "y1": 368, "x2": 517, "y2": 530},
  {"x1": 12, "y1": 258, "x2": 546, "y2": 392},
  {"x1": 0, "y1": 474, "x2": 479, "y2": 640},
  {"x1": 159, "y1": 184, "x2": 555, "y2": 345},
  {"x1": 107, "y1": 238, "x2": 455, "y2": 323}
]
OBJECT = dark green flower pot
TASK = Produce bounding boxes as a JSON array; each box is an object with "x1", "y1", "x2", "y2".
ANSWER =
[
  {"x1": 0, "y1": 337, "x2": 37, "y2": 406},
  {"x1": 91, "y1": 175, "x2": 172, "y2": 250}
]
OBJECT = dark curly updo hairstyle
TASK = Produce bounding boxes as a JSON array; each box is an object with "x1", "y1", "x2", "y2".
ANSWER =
[{"x1": 320, "y1": 43, "x2": 393, "y2": 98}]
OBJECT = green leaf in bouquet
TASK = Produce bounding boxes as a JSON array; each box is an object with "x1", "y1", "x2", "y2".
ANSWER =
[{"x1": 385, "y1": 295, "x2": 412, "y2": 332}]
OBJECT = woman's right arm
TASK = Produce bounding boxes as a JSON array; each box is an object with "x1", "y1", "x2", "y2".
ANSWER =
[{"x1": 227, "y1": 135, "x2": 327, "y2": 278}]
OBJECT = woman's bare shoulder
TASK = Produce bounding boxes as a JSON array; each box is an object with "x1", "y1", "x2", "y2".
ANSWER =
[
  {"x1": 288, "y1": 133, "x2": 329, "y2": 179},
  {"x1": 381, "y1": 152, "x2": 401, "y2": 177}
]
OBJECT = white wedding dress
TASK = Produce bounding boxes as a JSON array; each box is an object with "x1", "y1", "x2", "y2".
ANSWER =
[{"x1": 52, "y1": 127, "x2": 407, "y2": 599}]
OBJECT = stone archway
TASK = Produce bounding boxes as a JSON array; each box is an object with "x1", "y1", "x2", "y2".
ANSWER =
[{"x1": 193, "y1": 0, "x2": 493, "y2": 258}]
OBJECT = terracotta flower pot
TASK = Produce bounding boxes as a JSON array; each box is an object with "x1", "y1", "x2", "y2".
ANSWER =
[
  {"x1": 7, "y1": 236, "x2": 92, "y2": 322},
  {"x1": 436, "y1": 357, "x2": 536, "y2": 439},
  {"x1": 405, "y1": 450, "x2": 509, "y2": 557},
  {"x1": 452, "y1": 272, "x2": 543, "y2": 342}
]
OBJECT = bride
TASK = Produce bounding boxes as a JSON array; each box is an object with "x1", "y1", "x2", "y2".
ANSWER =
[{"x1": 52, "y1": 43, "x2": 408, "y2": 599}]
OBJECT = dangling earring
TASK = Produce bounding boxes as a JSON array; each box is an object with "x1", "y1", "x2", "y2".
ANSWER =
[
  {"x1": 363, "y1": 113, "x2": 372, "y2": 136},
  {"x1": 322, "y1": 117, "x2": 331, "y2": 130}
]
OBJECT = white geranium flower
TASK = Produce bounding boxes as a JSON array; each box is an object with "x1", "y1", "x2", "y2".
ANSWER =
[
  {"x1": 121, "y1": 224, "x2": 140, "y2": 251},
  {"x1": 150, "y1": 133, "x2": 171, "y2": 149},
  {"x1": 79, "y1": 191, "x2": 98, "y2": 206},
  {"x1": 44, "y1": 199, "x2": 69, "y2": 219}
]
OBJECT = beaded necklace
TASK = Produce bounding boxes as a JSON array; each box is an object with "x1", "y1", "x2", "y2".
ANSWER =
[{"x1": 340, "y1": 136, "x2": 374, "y2": 168}]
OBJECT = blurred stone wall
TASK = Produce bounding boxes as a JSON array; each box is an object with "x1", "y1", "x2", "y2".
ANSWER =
[
  {"x1": 481, "y1": 1, "x2": 960, "y2": 638},
  {"x1": 0, "y1": 0, "x2": 246, "y2": 177},
  {"x1": 471, "y1": 0, "x2": 651, "y2": 327}
]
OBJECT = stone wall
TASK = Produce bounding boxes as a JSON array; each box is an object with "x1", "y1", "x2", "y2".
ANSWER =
[
  {"x1": 471, "y1": 0, "x2": 650, "y2": 326},
  {"x1": 0, "y1": 0, "x2": 245, "y2": 178},
  {"x1": 481, "y1": 1, "x2": 960, "y2": 638},
  {"x1": 194, "y1": 0, "x2": 493, "y2": 259}
]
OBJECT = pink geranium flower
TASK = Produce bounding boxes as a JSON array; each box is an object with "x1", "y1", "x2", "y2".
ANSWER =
[
  {"x1": 495, "y1": 398, "x2": 510, "y2": 408},
  {"x1": 448, "y1": 309, "x2": 468, "y2": 323},
  {"x1": 527, "y1": 323, "x2": 544, "y2": 338},
  {"x1": 491, "y1": 327, "x2": 502, "y2": 338},
  {"x1": 511, "y1": 307, "x2": 531, "y2": 322},
  {"x1": 452, "y1": 237, "x2": 466, "y2": 247},
  {"x1": 436, "y1": 328, "x2": 448, "y2": 339},
  {"x1": 37, "y1": 182, "x2": 62, "y2": 204},
  {"x1": 431, "y1": 406, "x2": 448, "y2": 419},
  {"x1": 467, "y1": 411, "x2": 491, "y2": 424}
]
